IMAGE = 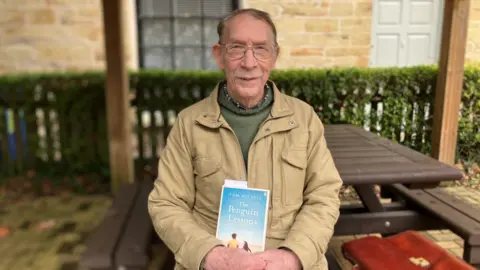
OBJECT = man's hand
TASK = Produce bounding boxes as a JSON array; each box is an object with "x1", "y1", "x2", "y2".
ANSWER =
[
  {"x1": 253, "y1": 249, "x2": 302, "y2": 270},
  {"x1": 204, "y1": 246, "x2": 267, "y2": 270}
]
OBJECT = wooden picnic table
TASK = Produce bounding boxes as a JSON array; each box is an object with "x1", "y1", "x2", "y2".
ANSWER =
[
  {"x1": 325, "y1": 123, "x2": 462, "y2": 214},
  {"x1": 325, "y1": 124, "x2": 463, "y2": 186},
  {"x1": 328, "y1": 124, "x2": 479, "y2": 267}
]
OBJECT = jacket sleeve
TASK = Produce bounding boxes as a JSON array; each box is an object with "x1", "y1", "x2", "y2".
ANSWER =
[
  {"x1": 147, "y1": 116, "x2": 224, "y2": 270},
  {"x1": 279, "y1": 108, "x2": 343, "y2": 269}
]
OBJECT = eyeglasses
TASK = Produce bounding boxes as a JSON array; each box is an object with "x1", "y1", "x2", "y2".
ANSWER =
[{"x1": 220, "y1": 43, "x2": 277, "y2": 60}]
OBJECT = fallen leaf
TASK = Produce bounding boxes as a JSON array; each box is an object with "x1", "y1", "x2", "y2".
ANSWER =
[
  {"x1": 26, "y1": 170, "x2": 36, "y2": 179},
  {"x1": 0, "y1": 226, "x2": 10, "y2": 239},
  {"x1": 472, "y1": 163, "x2": 480, "y2": 174},
  {"x1": 455, "y1": 163, "x2": 465, "y2": 171},
  {"x1": 37, "y1": 220, "x2": 56, "y2": 231}
]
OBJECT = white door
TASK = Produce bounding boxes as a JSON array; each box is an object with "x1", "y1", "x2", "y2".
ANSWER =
[{"x1": 369, "y1": 0, "x2": 444, "y2": 67}]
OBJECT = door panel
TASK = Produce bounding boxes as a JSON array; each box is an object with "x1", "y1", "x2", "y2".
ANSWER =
[
  {"x1": 406, "y1": 34, "x2": 431, "y2": 66},
  {"x1": 376, "y1": 34, "x2": 401, "y2": 66},
  {"x1": 370, "y1": 0, "x2": 444, "y2": 67},
  {"x1": 378, "y1": 1, "x2": 403, "y2": 25}
]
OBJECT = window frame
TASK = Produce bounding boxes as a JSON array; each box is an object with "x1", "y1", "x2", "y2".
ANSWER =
[{"x1": 135, "y1": 0, "x2": 239, "y2": 70}]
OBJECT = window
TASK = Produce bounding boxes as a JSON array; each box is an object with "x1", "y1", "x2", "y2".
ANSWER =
[{"x1": 136, "y1": 0, "x2": 238, "y2": 70}]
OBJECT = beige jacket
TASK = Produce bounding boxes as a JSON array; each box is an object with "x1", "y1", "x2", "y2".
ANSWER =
[{"x1": 148, "y1": 82, "x2": 343, "y2": 270}]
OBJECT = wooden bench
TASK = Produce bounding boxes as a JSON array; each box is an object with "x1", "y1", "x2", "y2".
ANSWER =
[
  {"x1": 79, "y1": 180, "x2": 157, "y2": 270},
  {"x1": 385, "y1": 183, "x2": 480, "y2": 268}
]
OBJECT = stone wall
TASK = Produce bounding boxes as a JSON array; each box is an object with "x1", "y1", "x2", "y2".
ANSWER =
[
  {"x1": 0, "y1": 0, "x2": 137, "y2": 75},
  {"x1": 466, "y1": 0, "x2": 480, "y2": 64},
  {"x1": 243, "y1": 0, "x2": 480, "y2": 69},
  {"x1": 242, "y1": 0, "x2": 373, "y2": 69},
  {"x1": 0, "y1": 0, "x2": 479, "y2": 74}
]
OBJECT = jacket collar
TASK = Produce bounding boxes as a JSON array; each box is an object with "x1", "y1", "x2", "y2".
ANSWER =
[{"x1": 195, "y1": 80, "x2": 294, "y2": 129}]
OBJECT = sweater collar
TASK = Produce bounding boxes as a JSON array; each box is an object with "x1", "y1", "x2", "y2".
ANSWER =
[
  {"x1": 196, "y1": 80, "x2": 294, "y2": 129},
  {"x1": 217, "y1": 81, "x2": 273, "y2": 116}
]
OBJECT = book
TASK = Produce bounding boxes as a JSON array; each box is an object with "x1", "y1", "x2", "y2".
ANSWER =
[{"x1": 216, "y1": 185, "x2": 270, "y2": 253}]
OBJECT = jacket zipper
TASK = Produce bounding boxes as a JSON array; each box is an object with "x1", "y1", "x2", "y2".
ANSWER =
[
  {"x1": 224, "y1": 119, "x2": 274, "y2": 228},
  {"x1": 250, "y1": 118, "x2": 274, "y2": 211},
  {"x1": 222, "y1": 124, "x2": 247, "y2": 182}
]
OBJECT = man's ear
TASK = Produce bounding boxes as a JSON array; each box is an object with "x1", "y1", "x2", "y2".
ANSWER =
[
  {"x1": 272, "y1": 45, "x2": 281, "y2": 69},
  {"x1": 212, "y1": 44, "x2": 224, "y2": 70}
]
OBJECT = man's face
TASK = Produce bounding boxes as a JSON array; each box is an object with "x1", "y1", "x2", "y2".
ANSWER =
[{"x1": 213, "y1": 14, "x2": 279, "y2": 104}]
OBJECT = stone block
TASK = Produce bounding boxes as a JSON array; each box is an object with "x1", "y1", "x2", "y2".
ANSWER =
[
  {"x1": 48, "y1": 0, "x2": 99, "y2": 5},
  {"x1": 277, "y1": 55, "x2": 331, "y2": 68},
  {"x1": 1, "y1": 0, "x2": 47, "y2": 7},
  {"x1": 471, "y1": 6, "x2": 480, "y2": 20},
  {"x1": 3, "y1": 26, "x2": 62, "y2": 45},
  {"x1": 311, "y1": 33, "x2": 351, "y2": 47},
  {"x1": 247, "y1": 2, "x2": 282, "y2": 17},
  {"x1": 70, "y1": 25, "x2": 104, "y2": 42},
  {"x1": 330, "y1": 55, "x2": 357, "y2": 66},
  {"x1": 290, "y1": 47, "x2": 324, "y2": 56},
  {"x1": 341, "y1": 18, "x2": 371, "y2": 32},
  {"x1": 305, "y1": 19, "x2": 339, "y2": 33},
  {"x1": 277, "y1": 33, "x2": 312, "y2": 47},
  {"x1": 95, "y1": 48, "x2": 105, "y2": 62},
  {"x1": 76, "y1": 8, "x2": 102, "y2": 18},
  {"x1": 58, "y1": 7, "x2": 101, "y2": 25},
  {"x1": 435, "y1": 241, "x2": 461, "y2": 249},
  {"x1": 355, "y1": 2, "x2": 373, "y2": 17},
  {"x1": 274, "y1": 18, "x2": 307, "y2": 33},
  {"x1": 36, "y1": 44, "x2": 94, "y2": 63},
  {"x1": 355, "y1": 56, "x2": 369, "y2": 67},
  {"x1": 326, "y1": 46, "x2": 369, "y2": 57},
  {"x1": 281, "y1": 3, "x2": 328, "y2": 17},
  {"x1": 329, "y1": 2, "x2": 354, "y2": 17},
  {"x1": 333, "y1": 235, "x2": 355, "y2": 241},
  {"x1": 355, "y1": 234, "x2": 369, "y2": 239},
  {"x1": 431, "y1": 232, "x2": 461, "y2": 242},
  {"x1": 0, "y1": 10, "x2": 25, "y2": 26},
  {"x1": 0, "y1": 45, "x2": 36, "y2": 61},
  {"x1": 351, "y1": 33, "x2": 371, "y2": 46},
  {"x1": 448, "y1": 248, "x2": 464, "y2": 258},
  {"x1": 28, "y1": 9, "x2": 56, "y2": 25}
]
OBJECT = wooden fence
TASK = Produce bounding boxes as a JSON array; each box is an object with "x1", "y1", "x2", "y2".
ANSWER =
[{"x1": 0, "y1": 68, "x2": 478, "y2": 180}]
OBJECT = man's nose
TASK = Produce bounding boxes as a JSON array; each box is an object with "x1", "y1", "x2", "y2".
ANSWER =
[{"x1": 241, "y1": 49, "x2": 257, "y2": 69}]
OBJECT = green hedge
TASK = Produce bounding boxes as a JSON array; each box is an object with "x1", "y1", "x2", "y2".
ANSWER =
[{"x1": 0, "y1": 65, "x2": 478, "y2": 180}]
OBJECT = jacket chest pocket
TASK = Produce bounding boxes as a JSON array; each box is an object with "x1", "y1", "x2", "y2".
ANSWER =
[
  {"x1": 194, "y1": 156, "x2": 221, "y2": 178},
  {"x1": 281, "y1": 148, "x2": 307, "y2": 206},
  {"x1": 193, "y1": 155, "x2": 223, "y2": 207}
]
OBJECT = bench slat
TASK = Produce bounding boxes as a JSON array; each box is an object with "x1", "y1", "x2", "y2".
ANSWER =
[
  {"x1": 80, "y1": 183, "x2": 139, "y2": 269},
  {"x1": 424, "y1": 188, "x2": 480, "y2": 224},
  {"x1": 387, "y1": 184, "x2": 480, "y2": 245},
  {"x1": 334, "y1": 210, "x2": 444, "y2": 236},
  {"x1": 115, "y1": 180, "x2": 154, "y2": 269},
  {"x1": 330, "y1": 150, "x2": 399, "y2": 159}
]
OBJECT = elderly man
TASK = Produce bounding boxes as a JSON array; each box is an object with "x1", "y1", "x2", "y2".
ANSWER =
[{"x1": 148, "y1": 8, "x2": 342, "y2": 270}]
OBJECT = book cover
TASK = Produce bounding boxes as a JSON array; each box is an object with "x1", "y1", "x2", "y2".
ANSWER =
[{"x1": 216, "y1": 185, "x2": 270, "y2": 253}]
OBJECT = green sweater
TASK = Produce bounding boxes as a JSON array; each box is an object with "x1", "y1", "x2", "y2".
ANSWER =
[{"x1": 218, "y1": 82, "x2": 273, "y2": 172}]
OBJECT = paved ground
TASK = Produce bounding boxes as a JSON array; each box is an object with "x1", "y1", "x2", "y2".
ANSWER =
[
  {"x1": 0, "y1": 194, "x2": 112, "y2": 270},
  {"x1": 0, "y1": 186, "x2": 478, "y2": 270}
]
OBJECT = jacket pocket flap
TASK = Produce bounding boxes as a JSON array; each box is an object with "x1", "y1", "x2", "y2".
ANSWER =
[
  {"x1": 193, "y1": 156, "x2": 221, "y2": 177},
  {"x1": 281, "y1": 149, "x2": 307, "y2": 169}
]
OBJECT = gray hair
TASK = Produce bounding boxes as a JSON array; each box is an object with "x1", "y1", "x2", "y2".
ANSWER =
[{"x1": 217, "y1": 8, "x2": 278, "y2": 45}]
